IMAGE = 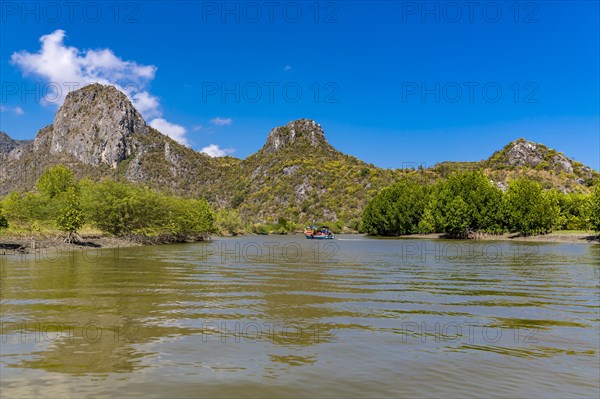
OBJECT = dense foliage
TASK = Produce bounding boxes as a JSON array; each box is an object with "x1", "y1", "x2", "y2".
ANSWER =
[
  {"x1": 590, "y1": 186, "x2": 600, "y2": 232},
  {"x1": 363, "y1": 172, "x2": 598, "y2": 237},
  {"x1": 0, "y1": 209, "x2": 8, "y2": 230},
  {"x1": 4, "y1": 119, "x2": 598, "y2": 232},
  {"x1": 35, "y1": 164, "x2": 76, "y2": 199},
  {"x1": 2, "y1": 165, "x2": 597, "y2": 241},
  {"x1": 545, "y1": 191, "x2": 590, "y2": 230},
  {"x1": 362, "y1": 180, "x2": 428, "y2": 235},
  {"x1": 56, "y1": 188, "x2": 85, "y2": 242},
  {"x1": 1, "y1": 165, "x2": 215, "y2": 242},
  {"x1": 214, "y1": 209, "x2": 246, "y2": 236},
  {"x1": 503, "y1": 179, "x2": 555, "y2": 235},
  {"x1": 425, "y1": 172, "x2": 504, "y2": 236}
]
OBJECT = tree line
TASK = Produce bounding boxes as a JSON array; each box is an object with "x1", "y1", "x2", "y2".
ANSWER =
[
  {"x1": 0, "y1": 165, "x2": 215, "y2": 243},
  {"x1": 362, "y1": 171, "x2": 600, "y2": 237},
  {"x1": 2, "y1": 166, "x2": 599, "y2": 241}
]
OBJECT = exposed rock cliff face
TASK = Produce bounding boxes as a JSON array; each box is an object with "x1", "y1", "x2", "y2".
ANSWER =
[
  {"x1": 1, "y1": 84, "x2": 598, "y2": 226},
  {"x1": 505, "y1": 140, "x2": 545, "y2": 167},
  {"x1": 0, "y1": 84, "x2": 223, "y2": 196},
  {"x1": 477, "y1": 138, "x2": 599, "y2": 193},
  {"x1": 0, "y1": 132, "x2": 33, "y2": 164},
  {"x1": 260, "y1": 119, "x2": 333, "y2": 154},
  {"x1": 0, "y1": 132, "x2": 18, "y2": 154},
  {"x1": 491, "y1": 138, "x2": 576, "y2": 175},
  {"x1": 43, "y1": 83, "x2": 148, "y2": 167},
  {"x1": 0, "y1": 131, "x2": 31, "y2": 155}
]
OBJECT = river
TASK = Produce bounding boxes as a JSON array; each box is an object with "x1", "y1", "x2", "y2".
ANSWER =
[{"x1": 1, "y1": 235, "x2": 599, "y2": 398}]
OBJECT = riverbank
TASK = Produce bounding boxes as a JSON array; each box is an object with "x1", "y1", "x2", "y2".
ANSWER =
[
  {"x1": 2, "y1": 230, "x2": 597, "y2": 256},
  {"x1": 0, "y1": 232, "x2": 141, "y2": 255},
  {"x1": 390, "y1": 231, "x2": 599, "y2": 244}
]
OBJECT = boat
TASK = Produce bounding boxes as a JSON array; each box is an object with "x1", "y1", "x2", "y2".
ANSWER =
[{"x1": 304, "y1": 225, "x2": 335, "y2": 239}]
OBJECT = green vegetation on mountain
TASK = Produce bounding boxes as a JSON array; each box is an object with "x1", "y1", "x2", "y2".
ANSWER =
[
  {"x1": 222, "y1": 119, "x2": 422, "y2": 230},
  {"x1": 0, "y1": 209, "x2": 8, "y2": 230},
  {"x1": 1, "y1": 84, "x2": 598, "y2": 235}
]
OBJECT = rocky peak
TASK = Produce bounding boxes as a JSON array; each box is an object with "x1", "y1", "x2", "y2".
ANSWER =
[
  {"x1": 0, "y1": 131, "x2": 18, "y2": 154},
  {"x1": 496, "y1": 138, "x2": 574, "y2": 174},
  {"x1": 505, "y1": 139, "x2": 544, "y2": 167},
  {"x1": 1, "y1": 131, "x2": 32, "y2": 158},
  {"x1": 261, "y1": 119, "x2": 331, "y2": 155},
  {"x1": 40, "y1": 83, "x2": 149, "y2": 168}
]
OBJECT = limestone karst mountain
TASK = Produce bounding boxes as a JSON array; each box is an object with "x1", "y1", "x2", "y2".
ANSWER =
[
  {"x1": 40, "y1": 83, "x2": 149, "y2": 168},
  {"x1": 1, "y1": 84, "x2": 597, "y2": 226}
]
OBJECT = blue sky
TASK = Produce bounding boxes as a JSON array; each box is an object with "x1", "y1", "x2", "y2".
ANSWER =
[{"x1": 1, "y1": 1, "x2": 598, "y2": 169}]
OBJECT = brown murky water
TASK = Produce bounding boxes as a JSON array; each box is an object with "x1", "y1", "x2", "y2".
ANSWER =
[{"x1": 1, "y1": 236, "x2": 599, "y2": 398}]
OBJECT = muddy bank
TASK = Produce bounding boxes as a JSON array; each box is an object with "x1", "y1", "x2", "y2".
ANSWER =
[
  {"x1": 2, "y1": 230, "x2": 597, "y2": 256},
  {"x1": 388, "y1": 232, "x2": 599, "y2": 244},
  {"x1": 0, "y1": 234, "x2": 139, "y2": 255}
]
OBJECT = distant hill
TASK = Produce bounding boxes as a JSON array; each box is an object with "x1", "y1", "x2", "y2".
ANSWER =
[
  {"x1": 482, "y1": 138, "x2": 597, "y2": 191},
  {"x1": 1, "y1": 84, "x2": 597, "y2": 228}
]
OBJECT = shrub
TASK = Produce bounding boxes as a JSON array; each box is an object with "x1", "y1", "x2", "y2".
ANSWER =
[
  {"x1": 0, "y1": 210, "x2": 8, "y2": 230},
  {"x1": 503, "y1": 179, "x2": 555, "y2": 235},
  {"x1": 590, "y1": 186, "x2": 600, "y2": 232},
  {"x1": 36, "y1": 165, "x2": 75, "y2": 199},
  {"x1": 80, "y1": 179, "x2": 215, "y2": 240},
  {"x1": 56, "y1": 188, "x2": 85, "y2": 242},
  {"x1": 425, "y1": 171, "x2": 504, "y2": 236},
  {"x1": 362, "y1": 179, "x2": 429, "y2": 236},
  {"x1": 215, "y1": 209, "x2": 246, "y2": 235}
]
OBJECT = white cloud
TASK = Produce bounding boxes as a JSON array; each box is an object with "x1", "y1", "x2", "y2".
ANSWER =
[
  {"x1": 149, "y1": 118, "x2": 189, "y2": 146},
  {"x1": 11, "y1": 29, "x2": 190, "y2": 146},
  {"x1": 11, "y1": 30, "x2": 157, "y2": 110},
  {"x1": 0, "y1": 105, "x2": 24, "y2": 115},
  {"x1": 132, "y1": 91, "x2": 161, "y2": 119},
  {"x1": 210, "y1": 117, "x2": 233, "y2": 126},
  {"x1": 200, "y1": 144, "x2": 235, "y2": 157}
]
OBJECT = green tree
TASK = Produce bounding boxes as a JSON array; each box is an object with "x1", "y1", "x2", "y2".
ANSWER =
[
  {"x1": 56, "y1": 189, "x2": 85, "y2": 243},
  {"x1": 80, "y1": 179, "x2": 134, "y2": 236},
  {"x1": 1, "y1": 192, "x2": 49, "y2": 225},
  {"x1": 542, "y1": 189, "x2": 563, "y2": 231},
  {"x1": 215, "y1": 209, "x2": 245, "y2": 235},
  {"x1": 417, "y1": 204, "x2": 436, "y2": 234},
  {"x1": 0, "y1": 209, "x2": 8, "y2": 230},
  {"x1": 80, "y1": 179, "x2": 215, "y2": 241},
  {"x1": 503, "y1": 179, "x2": 555, "y2": 235},
  {"x1": 166, "y1": 197, "x2": 215, "y2": 239},
  {"x1": 275, "y1": 217, "x2": 296, "y2": 234},
  {"x1": 444, "y1": 196, "x2": 470, "y2": 236},
  {"x1": 36, "y1": 165, "x2": 75, "y2": 198},
  {"x1": 425, "y1": 171, "x2": 504, "y2": 236},
  {"x1": 546, "y1": 191, "x2": 590, "y2": 230},
  {"x1": 362, "y1": 179, "x2": 429, "y2": 236},
  {"x1": 590, "y1": 185, "x2": 600, "y2": 232}
]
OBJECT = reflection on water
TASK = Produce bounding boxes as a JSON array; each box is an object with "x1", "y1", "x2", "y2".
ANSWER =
[{"x1": 1, "y1": 236, "x2": 599, "y2": 398}]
